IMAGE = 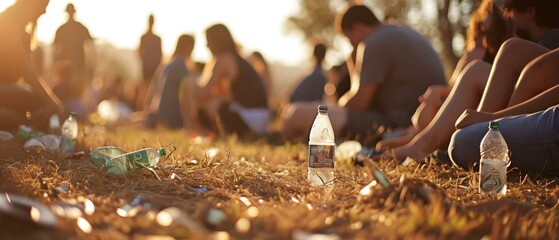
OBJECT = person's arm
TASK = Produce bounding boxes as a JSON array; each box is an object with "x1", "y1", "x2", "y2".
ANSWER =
[
  {"x1": 195, "y1": 54, "x2": 236, "y2": 102},
  {"x1": 456, "y1": 83, "x2": 559, "y2": 129},
  {"x1": 18, "y1": 47, "x2": 65, "y2": 113},
  {"x1": 0, "y1": 3, "x2": 29, "y2": 48},
  {"x1": 338, "y1": 43, "x2": 379, "y2": 112}
]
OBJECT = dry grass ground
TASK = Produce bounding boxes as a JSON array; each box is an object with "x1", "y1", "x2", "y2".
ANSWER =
[{"x1": 0, "y1": 123, "x2": 558, "y2": 239}]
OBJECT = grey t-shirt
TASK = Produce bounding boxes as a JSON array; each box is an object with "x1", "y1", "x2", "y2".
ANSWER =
[{"x1": 356, "y1": 24, "x2": 446, "y2": 128}]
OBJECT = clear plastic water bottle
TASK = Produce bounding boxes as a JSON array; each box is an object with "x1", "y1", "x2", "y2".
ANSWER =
[
  {"x1": 308, "y1": 105, "x2": 335, "y2": 186},
  {"x1": 105, "y1": 147, "x2": 166, "y2": 175},
  {"x1": 89, "y1": 146, "x2": 127, "y2": 166},
  {"x1": 60, "y1": 113, "x2": 78, "y2": 154},
  {"x1": 479, "y1": 121, "x2": 509, "y2": 196}
]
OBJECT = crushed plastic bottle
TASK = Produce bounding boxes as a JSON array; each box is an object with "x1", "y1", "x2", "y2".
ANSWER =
[
  {"x1": 24, "y1": 138, "x2": 46, "y2": 150},
  {"x1": 89, "y1": 146, "x2": 127, "y2": 166},
  {"x1": 0, "y1": 130, "x2": 14, "y2": 141},
  {"x1": 103, "y1": 147, "x2": 166, "y2": 175},
  {"x1": 60, "y1": 113, "x2": 78, "y2": 154}
]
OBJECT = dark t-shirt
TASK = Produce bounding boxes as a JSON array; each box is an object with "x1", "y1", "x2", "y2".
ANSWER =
[
  {"x1": 289, "y1": 66, "x2": 327, "y2": 103},
  {"x1": 54, "y1": 20, "x2": 92, "y2": 69},
  {"x1": 356, "y1": 25, "x2": 446, "y2": 127},
  {"x1": 231, "y1": 53, "x2": 268, "y2": 109},
  {"x1": 537, "y1": 28, "x2": 559, "y2": 50}
]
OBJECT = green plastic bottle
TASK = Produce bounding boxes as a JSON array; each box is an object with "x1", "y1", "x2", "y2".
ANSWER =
[{"x1": 105, "y1": 147, "x2": 166, "y2": 175}]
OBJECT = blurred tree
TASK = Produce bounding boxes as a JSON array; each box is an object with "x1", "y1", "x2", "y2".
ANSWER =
[
  {"x1": 286, "y1": 0, "x2": 482, "y2": 77},
  {"x1": 285, "y1": 0, "x2": 339, "y2": 46}
]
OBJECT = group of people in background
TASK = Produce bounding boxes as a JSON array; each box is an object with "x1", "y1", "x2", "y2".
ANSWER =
[{"x1": 2, "y1": 0, "x2": 559, "y2": 176}]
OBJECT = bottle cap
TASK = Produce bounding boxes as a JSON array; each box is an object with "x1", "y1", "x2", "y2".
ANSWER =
[
  {"x1": 489, "y1": 121, "x2": 499, "y2": 130},
  {"x1": 69, "y1": 112, "x2": 77, "y2": 119},
  {"x1": 318, "y1": 105, "x2": 328, "y2": 113},
  {"x1": 157, "y1": 148, "x2": 167, "y2": 156}
]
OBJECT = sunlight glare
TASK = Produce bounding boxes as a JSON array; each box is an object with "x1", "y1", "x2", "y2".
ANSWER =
[
  {"x1": 359, "y1": 180, "x2": 377, "y2": 196},
  {"x1": 77, "y1": 217, "x2": 92, "y2": 234}
]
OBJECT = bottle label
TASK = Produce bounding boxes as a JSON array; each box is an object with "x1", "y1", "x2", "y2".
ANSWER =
[
  {"x1": 125, "y1": 150, "x2": 150, "y2": 167},
  {"x1": 308, "y1": 144, "x2": 335, "y2": 168},
  {"x1": 479, "y1": 159, "x2": 506, "y2": 193}
]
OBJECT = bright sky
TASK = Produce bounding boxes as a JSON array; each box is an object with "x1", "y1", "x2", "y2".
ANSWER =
[{"x1": 1, "y1": 0, "x2": 310, "y2": 65}]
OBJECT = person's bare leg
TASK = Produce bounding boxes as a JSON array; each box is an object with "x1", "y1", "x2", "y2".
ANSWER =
[
  {"x1": 390, "y1": 60, "x2": 491, "y2": 161},
  {"x1": 477, "y1": 38, "x2": 550, "y2": 112},
  {"x1": 377, "y1": 85, "x2": 450, "y2": 149},
  {"x1": 281, "y1": 102, "x2": 347, "y2": 142},
  {"x1": 508, "y1": 48, "x2": 559, "y2": 106}
]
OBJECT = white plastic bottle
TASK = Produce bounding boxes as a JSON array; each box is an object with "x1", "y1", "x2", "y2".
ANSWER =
[
  {"x1": 308, "y1": 105, "x2": 335, "y2": 186},
  {"x1": 60, "y1": 112, "x2": 78, "y2": 154},
  {"x1": 479, "y1": 121, "x2": 509, "y2": 196},
  {"x1": 105, "y1": 147, "x2": 166, "y2": 175}
]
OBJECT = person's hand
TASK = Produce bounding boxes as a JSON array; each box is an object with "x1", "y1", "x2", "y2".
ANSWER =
[{"x1": 455, "y1": 109, "x2": 495, "y2": 129}]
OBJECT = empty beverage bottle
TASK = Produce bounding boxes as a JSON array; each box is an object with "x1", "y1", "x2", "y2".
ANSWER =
[
  {"x1": 105, "y1": 147, "x2": 166, "y2": 175},
  {"x1": 308, "y1": 105, "x2": 335, "y2": 186},
  {"x1": 479, "y1": 121, "x2": 509, "y2": 196},
  {"x1": 89, "y1": 146, "x2": 127, "y2": 166},
  {"x1": 60, "y1": 113, "x2": 78, "y2": 154}
]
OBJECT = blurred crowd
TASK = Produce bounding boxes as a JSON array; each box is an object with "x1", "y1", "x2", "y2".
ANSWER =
[{"x1": 2, "y1": 0, "x2": 559, "y2": 175}]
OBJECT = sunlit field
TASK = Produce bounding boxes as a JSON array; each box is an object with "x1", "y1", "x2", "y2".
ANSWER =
[{"x1": 1, "y1": 122, "x2": 558, "y2": 239}]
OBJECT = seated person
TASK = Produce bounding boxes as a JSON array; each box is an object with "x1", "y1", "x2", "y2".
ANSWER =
[
  {"x1": 289, "y1": 43, "x2": 328, "y2": 103},
  {"x1": 281, "y1": 4, "x2": 446, "y2": 144},
  {"x1": 0, "y1": 0, "x2": 65, "y2": 131},
  {"x1": 377, "y1": 0, "x2": 513, "y2": 148},
  {"x1": 449, "y1": 47, "x2": 559, "y2": 175},
  {"x1": 378, "y1": 0, "x2": 559, "y2": 162},
  {"x1": 145, "y1": 34, "x2": 195, "y2": 129},
  {"x1": 182, "y1": 24, "x2": 270, "y2": 137}
]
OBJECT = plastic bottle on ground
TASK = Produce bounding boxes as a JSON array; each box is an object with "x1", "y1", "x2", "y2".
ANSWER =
[
  {"x1": 60, "y1": 113, "x2": 78, "y2": 154},
  {"x1": 308, "y1": 105, "x2": 335, "y2": 186},
  {"x1": 89, "y1": 146, "x2": 127, "y2": 166},
  {"x1": 479, "y1": 121, "x2": 509, "y2": 196},
  {"x1": 105, "y1": 147, "x2": 166, "y2": 175}
]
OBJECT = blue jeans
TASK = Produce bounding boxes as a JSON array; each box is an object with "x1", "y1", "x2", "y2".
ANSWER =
[{"x1": 448, "y1": 105, "x2": 559, "y2": 176}]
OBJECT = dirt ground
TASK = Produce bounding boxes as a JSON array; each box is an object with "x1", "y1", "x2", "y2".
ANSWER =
[{"x1": 0, "y1": 125, "x2": 558, "y2": 239}]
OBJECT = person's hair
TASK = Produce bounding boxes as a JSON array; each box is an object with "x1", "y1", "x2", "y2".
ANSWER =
[
  {"x1": 467, "y1": 0, "x2": 512, "y2": 57},
  {"x1": 205, "y1": 24, "x2": 237, "y2": 54},
  {"x1": 335, "y1": 4, "x2": 380, "y2": 33},
  {"x1": 173, "y1": 34, "x2": 195, "y2": 57},
  {"x1": 503, "y1": 0, "x2": 559, "y2": 28},
  {"x1": 250, "y1": 51, "x2": 269, "y2": 70},
  {"x1": 313, "y1": 43, "x2": 327, "y2": 64}
]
